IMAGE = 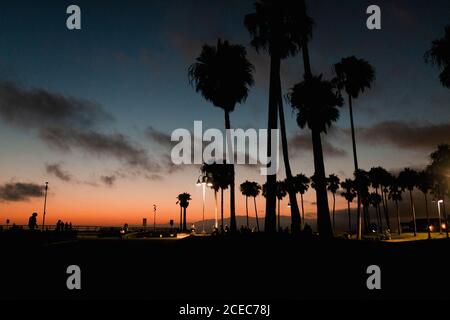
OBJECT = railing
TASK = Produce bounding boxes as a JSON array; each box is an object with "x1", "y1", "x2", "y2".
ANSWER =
[{"x1": 0, "y1": 225, "x2": 179, "y2": 233}]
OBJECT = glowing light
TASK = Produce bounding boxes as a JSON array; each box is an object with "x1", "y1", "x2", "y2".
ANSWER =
[
  {"x1": 441, "y1": 223, "x2": 447, "y2": 230},
  {"x1": 428, "y1": 225, "x2": 434, "y2": 232}
]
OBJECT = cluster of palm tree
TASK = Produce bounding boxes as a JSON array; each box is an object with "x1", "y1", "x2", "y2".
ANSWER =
[{"x1": 182, "y1": 0, "x2": 450, "y2": 239}]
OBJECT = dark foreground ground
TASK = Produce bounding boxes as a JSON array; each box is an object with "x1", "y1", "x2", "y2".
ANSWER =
[{"x1": 1, "y1": 233, "x2": 449, "y2": 303}]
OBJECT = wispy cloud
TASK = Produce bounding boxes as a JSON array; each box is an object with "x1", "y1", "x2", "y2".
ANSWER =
[
  {"x1": 45, "y1": 163, "x2": 72, "y2": 182},
  {"x1": 0, "y1": 182, "x2": 45, "y2": 202}
]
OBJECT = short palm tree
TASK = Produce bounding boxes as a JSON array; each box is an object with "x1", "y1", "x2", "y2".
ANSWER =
[
  {"x1": 340, "y1": 179, "x2": 356, "y2": 232},
  {"x1": 428, "y1": 144, "x2": 450, "y2": 238},
  {"x1": 417, "y1": 170, "x2": 433, "y2": 239},
  {"x1": 240, "y1": 181, "x2": 255, "y2": 228},
  {"x1": 398, "y1": 168, "x2": 419, "y2": 236},
  {"x1": 189, "y1": 39, "x2": 254, "y2": 233},
  {"x1": 289, "y1": 75, "x2": 343, "y2": 238},
  {"x1": 293, "y1": 173, "x2": 310, "y2": 229},
  {"x1": 176, "y1": 193, "x2": 192, "y2": 231},
  {"x1": 425, "y1": 25, "x2": 450, "y2": 88},
  {"x1": 369, "y1": 167, "x2": 385, "y2": 232},
  {"x1": 327, "y1": 174, "x2": 340, "y2": 232},
  {"x1": 248, "y1": 181, "x2": 262, "y2": 232},
  {"x1": 388, "y1": 179, "x2": 403, "y2": 235},
  {"x1": 333, "y1": 56, "x2": 375, "y2": 171},
  {"x1": 275, "y1": 181, "x2": 288, "y2": 231},
  {"x1": 353, "y1": 169, "x2": 370, "y2": 238},
  {"x1": 369, "y1": 192, "x2": 383, "y2": 232}
]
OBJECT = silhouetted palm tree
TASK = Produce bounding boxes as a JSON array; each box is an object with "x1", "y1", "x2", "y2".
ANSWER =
[
  {"x1": 334, "y1": 56, "x2": 375, "y2": 171},
  {"x1": 354, "y1": 169, "x2": 370, "y2": 238},
  {"x1": 427, "y1": 144, "x2": 450, "y2": 238},
  {"x1": 398, "y1": 168, "x2": 419, "y2": 236},
  {"x1": 340, "y1": 179, "x2": 356, "y2": 232},
  {"x1": 369, "y1": 167, "x2": 385, "y2": 232},
  {"x1": 327, "y1": 174, "x2": 340, "y2": 232},
  {"x1": 189, "y1": 39, "x2": 254, "y2": 233},
  {"x1": 417, "y1": 170, "x2": 433, "y2": 239},
  {"x1": 388, "y1": 179, "x2": 403, "y2": 235},
  {"x1": 247, "y1": 181, "x2": 262, "y2": 232},
  {"x1": 245, "y1": 0, "x2": 312, "y2": 233},
  {"x1": 290, "y1": 75, "x2": 343, "y2": 238},
  {"x1": 425, "y1": 25, "x2": 450, "y2": 88},
  {"x1": 275, "y1": 181, "x2": 287, "y2": 232},
  {"x1": 240, "y1": 181, "x2": 255, "y2": 228},
  {"x1": 369, "y1": 192, "x2": 383, "y2": 233},
  {"x1": 379, "y1": 168, "x2": 394, "y2": 231},
  {"x1": 292, "y1": 173, "x2": 310, "y2": 229},
  {"x1": 176, "y1": 193, "x2": 192, "y2": 231}
]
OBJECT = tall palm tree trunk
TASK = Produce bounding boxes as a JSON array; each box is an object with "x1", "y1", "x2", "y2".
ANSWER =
[
  {"x1": 348, "y1": 95, "x2": 358, "y2": 170},
  {"x1": 357, "y1": 197, "x2": 362, "y2": 239},
  {"x1": 277, "y1": 198, "x2": 281, "y2": 232},
  {"x1": 245, "y1": 196, "x2": 249, "y2": 227},
  {"x1": 253, "y1": 197, "x2": 260, "y2": 232},
  {"x1": 425, "y1": 193, "x2": 431, "y2": 239},
  {"x1": 301, "y1": 42, "x2": 332, "y2": 238},
  {"x1": 221, "y1": 188, "x2": 224, "y2": 233},
  {"x1": 347, "y1": 201, "x2": 351, "y2": 232},
  {"x1": 264, "y1": 53, "x2": 280, "y2": 233},
  {"x1": 278, "y1": 86, "x2": 301, "y2": 233},
  {"x1": 224, "y1": 110, "x2": 237, "y2": 233},
  {"x1": 214, "y1": 190, "x2": 218, "y2": 230},
  {"x1": 300, "y1": 193, "x2": 305, "y2": 229},
  {"x1": 179, "y1": 205, "x2": 182, "y2": 230},
  {"x1": 382, "y1": 190, "x2": 391, "y2": 230},
  {"x1": 375, "y1": 188, "x2": 383, "y2": 232},
  {"x1": 311, "y1": 128, "x2": 333, "y2": 238},
  {"x1": 348, "y1": 94, "x2": 363, "y2": 239},
  {"x1": 332, "y1": 193, "x2": 336, "y2": 233},
  {"x1": 409, "y1": 190, "x2": 417, "y2": 236},
  {"x1": 396, "y1": 201, "x2": 401, "y2": 235},
  {"x1": 183, "y1": 207, "x2": 187, "y2": 231}
]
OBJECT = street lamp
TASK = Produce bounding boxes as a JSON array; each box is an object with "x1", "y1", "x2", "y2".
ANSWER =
[
  {"x1": 196, "y1": 174, "x2": 211, "y2": 234},
  {"x1": 153, "y1": 204, "x2": 157, "y2": 232},
  {"x1": 42, "y1": 182, "x2": 48, "y2": 231},
  {"x1": 438, "y1": 200, "x2": 443, "y2": 234}
]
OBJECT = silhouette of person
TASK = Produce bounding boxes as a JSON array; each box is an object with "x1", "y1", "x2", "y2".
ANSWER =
[
  {"x1": 56, "y1": 220, "x2": 62, "y2": 231},
  {"x1": 28, "y1": 212, "x2": 38, "y2": 230},
  {"x1": 69, "y1": 222, "x2": 73, "y2": 230},
  {"x1": 65, "y1": 222, "x2": 69, "y2": 231}
]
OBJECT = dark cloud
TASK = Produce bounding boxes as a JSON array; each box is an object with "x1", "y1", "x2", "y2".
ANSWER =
[
  {"x1": 357, "y1": 121, "x2": 450, "y2": 150},
  {"x1": 0, "y1": 182, "x2": 45, "y2": 202},
  {"x1": 45, "y1": 163, "x2": 72, "y2": 182},
  {"x1": 100, "y1": 175, "x2": 117, "y2": 186},
  {"x1": 0, "y1": 81, "x2": 112, "y2": 130},
  {"x1": 145, "y1": 126, "x2": 173, "y2": 149},
  {"x1": 0, "y1": 81, "x2": 169, "y2": 175},
  {"x1": 289, "y1": 133, "x2": 347, "y2": 158},
  {"x1": 40, "y1": 127, "x2": 160, "y2": 172}
]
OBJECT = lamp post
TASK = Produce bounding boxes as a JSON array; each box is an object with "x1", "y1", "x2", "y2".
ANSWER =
[
  {"x1": 153, "y1": 204, "x2": 157, "y2": 233},
  {"x1": 196, "y1": 174, "x2": 213, "y2": 234},
  {"x1": 42, "y1": 182, "x2": 48, "y2": 231},
  {"x1": 438, "y1": 200, "x2": 443, "y2": 234}
]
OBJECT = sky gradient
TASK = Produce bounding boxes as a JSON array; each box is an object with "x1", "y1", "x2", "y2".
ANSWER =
[{"x1": 1, "y1": 0, "x2": 450, "y2": 228}]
